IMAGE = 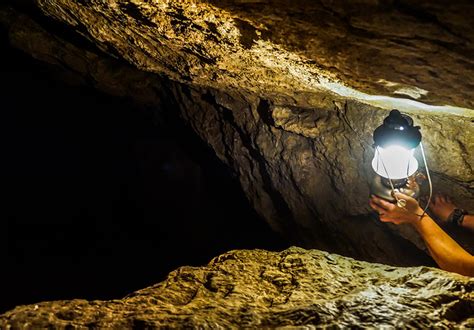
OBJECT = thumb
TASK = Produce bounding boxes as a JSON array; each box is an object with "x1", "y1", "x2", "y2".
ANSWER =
[
  {"x1": 393, "y1": 192, "x2": 420, "y2": 209},
  {"x1": 393, "y1": 192, "x2": 412, "y2": 200}
]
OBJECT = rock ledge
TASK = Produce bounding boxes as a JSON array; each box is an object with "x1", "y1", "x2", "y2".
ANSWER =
[{"x1": 1, "y1": 247, "x2": 473, "y2": 328}]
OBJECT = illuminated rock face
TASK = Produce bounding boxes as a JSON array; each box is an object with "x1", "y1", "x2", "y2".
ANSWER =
[
  {"x1": 1, "y1": 247, "x2": 473, "y2": 328},
  {"x1": 0, "y1": 1, "x2": 473, "y2": 264},
  {"x1": 29, "y1": 0, "x2": 474, "y2": 111}
]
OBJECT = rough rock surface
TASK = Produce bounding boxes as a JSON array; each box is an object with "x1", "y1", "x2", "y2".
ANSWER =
[
  {"x1": 30, "y1": 0, "x2": 474, "y2": 112},
  {"x1": 0, "y1": 2, "x2": 473, "y2": 264},
  {"x1": 1, "y1": 247, "x2": 473, "y2": 328}
]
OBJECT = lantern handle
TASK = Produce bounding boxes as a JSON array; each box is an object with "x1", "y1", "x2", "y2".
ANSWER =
[{"x1": 418, "y1": 142, "x2": 433, "y2": 219}]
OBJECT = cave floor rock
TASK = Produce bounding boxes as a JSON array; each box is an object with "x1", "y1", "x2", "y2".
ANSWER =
[{"x1": 1, "y1": 247, "x2": 473, "y2": 328}]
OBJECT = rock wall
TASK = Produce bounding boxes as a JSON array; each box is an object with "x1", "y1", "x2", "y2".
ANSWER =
[
  {"x1": 1, "y1": 247, "x2": 473, "y2": 328},
  {"x1": 0, "y1": 1, "x2": 473, "y2": 265},
  {"x1": 31, "y1": 0, "x2": 474, "y2": 112}
]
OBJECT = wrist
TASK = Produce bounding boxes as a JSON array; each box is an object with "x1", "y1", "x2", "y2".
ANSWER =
[
  {"x1": 449, "y1": 208, "x2": 468, "y2": 227},
  {"x1": 410, "y1": 207, "x2": 427, "y2": 227}
]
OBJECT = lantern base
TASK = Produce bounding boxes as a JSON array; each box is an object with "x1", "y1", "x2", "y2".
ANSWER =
[{"x1": 370, "y1": 174, "x2": 419, "y2": 202}]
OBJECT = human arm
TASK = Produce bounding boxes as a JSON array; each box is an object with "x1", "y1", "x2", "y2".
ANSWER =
[
  {"x1": 429, "y1": 195, "x2": 474, "y2": 232},
  {"x1": 370, "y1": 193, "x2": 474, "y2": 277},
  {"x1": 461, "y1": 215, "x2": 474, "y2": 232}
]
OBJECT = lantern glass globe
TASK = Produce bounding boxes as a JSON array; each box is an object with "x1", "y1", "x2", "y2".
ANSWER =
[{"x1": 371, "y1": 145, "x2": 418, "y2": 180}]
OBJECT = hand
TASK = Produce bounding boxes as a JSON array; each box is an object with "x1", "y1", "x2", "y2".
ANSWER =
[
  {"x1": 429, "y1": 194, "x2": 457, "y2": 224},
  {"x1": 369, "y1": 192, "x2": 424, "y2": 226}
]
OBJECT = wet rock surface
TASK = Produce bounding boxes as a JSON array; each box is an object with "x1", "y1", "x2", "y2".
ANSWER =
[
  {"x1": 1, "y1": 247, "x2": 473, "y2": 328},
  {"x1": 0, "y1": 3, "x2": 472, "y2": 265}
]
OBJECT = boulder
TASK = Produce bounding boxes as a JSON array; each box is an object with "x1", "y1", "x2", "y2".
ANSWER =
[{"x1": 1, "y1": 247, "x2": 473, "y2": 328}]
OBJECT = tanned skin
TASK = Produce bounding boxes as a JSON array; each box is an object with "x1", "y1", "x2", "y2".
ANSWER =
[
  {"x1": 430, "y1": 194, "x2": 474, "y2": 232},
  {"x1": 369, "y1": 192, "x2": 474, "y2": 277}
]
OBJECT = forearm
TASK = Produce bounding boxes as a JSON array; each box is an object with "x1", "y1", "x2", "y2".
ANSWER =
[
  {"x1": 413, "y1": 215, "x2": 474, "y2": 276},
  {"x1": 461, "y1": 214, "x2": 474, "y2": 232}
]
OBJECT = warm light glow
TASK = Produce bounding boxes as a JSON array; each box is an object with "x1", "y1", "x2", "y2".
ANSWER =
[{"x1": 372, "y1": 146, "x2": 418, "y2": 179}]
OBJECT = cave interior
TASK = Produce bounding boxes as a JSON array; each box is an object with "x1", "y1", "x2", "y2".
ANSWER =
[{"x1": 0, "y1": 0, "x2": 473, "y2": 327}]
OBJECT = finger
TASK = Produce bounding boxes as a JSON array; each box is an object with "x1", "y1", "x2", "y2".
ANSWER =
[
  {"x1": 379, "y1": 216, "x2": 392, "y2": 223},
  {"x1": 380, "y1": 216, "x2": 401, "y2": 225},
  {"x1": 369, "y1": 200, "x2": 382, "y2": 212},
  {"x1": 393, "y1": 192, "x2": 413, "y2": 201},
  {"x1": 369, "y1": 200, "x2": 386, "y2": 214},
  {"x1": 440, "y1": 195, "x2": 447, "y2": 203},
  {"x1": 371, "y1": 196, "x2": 395, "y2": 211}
]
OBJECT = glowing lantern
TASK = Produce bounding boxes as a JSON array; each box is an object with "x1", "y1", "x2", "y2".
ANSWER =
[{"x1": 370, "y1": 110, "x2": 431, "y2": 206}]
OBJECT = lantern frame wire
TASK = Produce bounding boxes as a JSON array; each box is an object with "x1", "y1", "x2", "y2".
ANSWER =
[
  {"x1": 376, "y1": 146, "x2": 403, "y2": 206},
  {"x1": 419, "y1": 142, "x2": 433, "y2": 219},
  {"x1": 376, "y1": 142, "x2": 432, "y2": 218}
]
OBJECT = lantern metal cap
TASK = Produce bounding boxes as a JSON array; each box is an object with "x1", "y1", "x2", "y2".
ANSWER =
[{"x1": 373, "y1": 110, "x2": 421, "y2": 149}]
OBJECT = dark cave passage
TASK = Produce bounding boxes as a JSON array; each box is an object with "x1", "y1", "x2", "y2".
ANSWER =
[
  {"x1": 0, "y1": 31, "x2": 288, "y2": 313},
  {"x1": 1, "y1": 1, "x2": 473, "y2": 327}
]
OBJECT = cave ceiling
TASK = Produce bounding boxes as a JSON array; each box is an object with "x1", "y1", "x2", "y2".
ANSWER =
[
  {"x1": 24, "y1": 0, "x2": 474, "y2": 114},
  {"x1": 0, "y1": 0, "x2": 472, "y2": 263}
]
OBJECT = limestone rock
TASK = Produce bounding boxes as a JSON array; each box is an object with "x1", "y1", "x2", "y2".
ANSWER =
[
  {"x1": 1, "y1": 247, "x2": 473, "y2": 328},
  {"x1": 29, "y1": 0, "x2": 474, "y2": 113},
  {"x1": 0, "y1": 3, "x2": 473, "y2": 264}
]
